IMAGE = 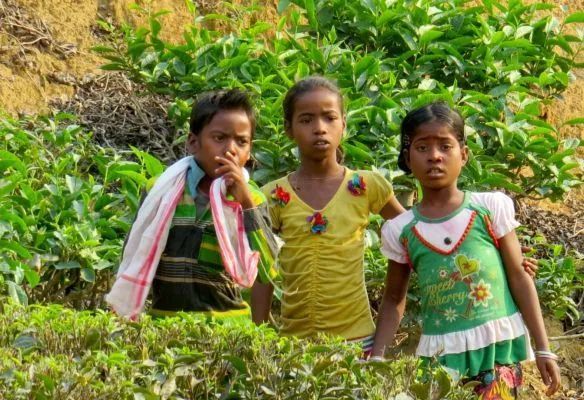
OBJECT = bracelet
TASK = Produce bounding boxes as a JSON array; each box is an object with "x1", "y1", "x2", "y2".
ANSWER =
[{"x1": 534, "y1": 350, "x2": 559, "y2": 360}]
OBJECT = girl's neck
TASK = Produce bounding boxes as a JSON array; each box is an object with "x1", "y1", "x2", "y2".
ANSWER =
[
  {"x1": 297, "y1": 154, "x2": 343, "y2": 178},
  {"x1": 418, "y1": 185, "x2": 465, "y2": 219}
]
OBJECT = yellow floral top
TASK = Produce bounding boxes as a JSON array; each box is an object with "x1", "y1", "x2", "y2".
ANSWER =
[{"x1": 261, "y1": 169, "x2": 393, "y2": 340}]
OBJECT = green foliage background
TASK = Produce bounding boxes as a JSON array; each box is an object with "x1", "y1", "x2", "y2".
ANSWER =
[{"x1": 97, "y1": 0, "x2": 583, "y2": 198}]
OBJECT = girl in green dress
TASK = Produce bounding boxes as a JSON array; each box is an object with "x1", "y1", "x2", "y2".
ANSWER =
[{"x1": 371, "y1": 103, "x2": 560, "y2": 398}]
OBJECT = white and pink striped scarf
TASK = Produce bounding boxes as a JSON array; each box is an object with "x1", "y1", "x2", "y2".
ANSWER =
[{"x1": 105, "y1": 156, "x2": 259, "y2": 320}]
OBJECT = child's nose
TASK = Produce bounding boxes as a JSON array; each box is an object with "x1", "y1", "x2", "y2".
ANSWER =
[
  {"x1": 313, "y1": 118, "x2": 327, "y2": 134},
  {"x1": 225, "y1": 139, "x2": 237, "y2": 154},
  {"x1": 427, "y1": 147, "x2": 443, "y2": 161}
]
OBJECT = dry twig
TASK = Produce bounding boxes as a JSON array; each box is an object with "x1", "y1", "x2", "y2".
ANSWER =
[
  {"x1": 52, "y1": 72, "x2": 183, "y2": 163},
  {"x1": 0, "y1": 0, "x2": 77, "y2": 59}
]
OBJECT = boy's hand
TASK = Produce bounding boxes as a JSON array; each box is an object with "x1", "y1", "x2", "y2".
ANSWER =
[
  {"x1": 214, "y1": 152, "x2": 254, "y2": 209},
  {"x1": 536, "y1": 357, "x2": 561, "y2": 396}
]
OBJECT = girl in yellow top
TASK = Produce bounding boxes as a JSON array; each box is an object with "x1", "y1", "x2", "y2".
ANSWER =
[{"x1": 251, "y1": 76, "x2": 405, "y2": 352}]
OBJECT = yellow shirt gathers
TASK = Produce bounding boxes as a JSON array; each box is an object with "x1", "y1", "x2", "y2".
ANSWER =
[{"x1": 262, "y1": 169, "x2": 393, "y2": 340}]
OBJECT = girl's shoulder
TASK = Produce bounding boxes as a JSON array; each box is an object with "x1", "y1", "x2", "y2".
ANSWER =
[
  {"x1": 381, "y1": 208, "x2": 415, "y2": 237},
  {"x1": 352, "y1": 169, "x2": 389, "y2": 183},
  {"x1": 468, "y1": 191, "x2": 519, "y2": 238},
  {"x1": 260, "y1": 175, "x2": 294, "y2": 209},
  {"x1": 468, "y1": 191, "x2": 514, "y2": 214},
  {"x1": 348, "y1": 169, "x2": 394, "y2": 214},
  {"x1": 260, "y1": 175, "x2": 291, "y2": 194}
]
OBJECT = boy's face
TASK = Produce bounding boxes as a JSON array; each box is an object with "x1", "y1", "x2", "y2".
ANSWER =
[{"x1": 187, "y1": 109, "x2": 252, "y2": 179}]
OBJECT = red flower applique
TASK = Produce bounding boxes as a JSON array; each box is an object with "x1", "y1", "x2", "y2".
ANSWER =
[
  {"x1": 307, "y1": 212, "x2": 328, "y2": 234},
  {"x1": 271, "y1": 185, "x2": 290, "y2": 206}
]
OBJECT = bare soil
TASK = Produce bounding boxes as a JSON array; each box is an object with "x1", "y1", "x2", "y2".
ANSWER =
[{"x1": 0, "y1": 0, "x2": 279, "y2": 115}]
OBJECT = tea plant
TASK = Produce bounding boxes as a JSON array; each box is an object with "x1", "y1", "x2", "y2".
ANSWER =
[
  {"x1": 0, "y1": 114, "x2": 159, "y2": 307},
  {"x1": 0, "y1": 301, "x2": 475, "y2": 399},
  {"x1": 518, "y1": 230, "x2": 584, "y2": 326},
  {"x1": 96, "y1": 0, "x2": 583, "y2": 199}
]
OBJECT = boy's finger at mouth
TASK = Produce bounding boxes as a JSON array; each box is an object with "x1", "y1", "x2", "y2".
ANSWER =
[{"x1": 215, "y1": 156, "x2": 234, "y2": 165}]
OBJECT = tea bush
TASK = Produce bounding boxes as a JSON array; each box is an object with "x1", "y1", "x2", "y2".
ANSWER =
[
  {"x1": 518, "y1": 231, "x2": 584, "y2": 326},
  {"x1": 0, "y1": 301, "x2": 475, "y2": 399},
  {"x1": 97, "y1": 0, "x2": 583, "y2": 199},
  {"x1": 0, "y1": 114, "x2": 159, "y2": 307}
]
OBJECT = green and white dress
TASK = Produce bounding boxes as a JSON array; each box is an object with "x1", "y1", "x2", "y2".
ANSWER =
[{"x1": 381, "y1": 191, "x2": 534, "y2": 381}]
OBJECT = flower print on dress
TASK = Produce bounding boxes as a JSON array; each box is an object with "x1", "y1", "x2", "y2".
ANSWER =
[
  {"x1": 444, "y1": 307, "x2": 457, "y2": 322},
  {"x1": 271, "y1": 185, "x2": 290, "y2": 206},
  {"x1": 498, "y1": 365, "x2": 522, "y2": 389},
  {"x1": 307, "y1": 212, "x2": 328, "y2": 234},
  {"x1": 347, "y1": 173, "x2": 366, "y2": 196},
  {"x1": 468, "y1": 279, "x2": 493, "y2": 307},
  {"x1": 471, "y1": 364, "x2": 522, "y2": 399}
]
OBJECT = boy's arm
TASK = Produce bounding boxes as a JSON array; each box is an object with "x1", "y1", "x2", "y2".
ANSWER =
[
  {"x1": 243, "y1": 203, "x2": 279, "y2": 284},
  {"x1": 245, "y1": 204, "x2": 278, "y2": 325},
  {"x1": 251, "y1": 279, "x2": 274, "y2": 324},
  {"x1": 371, "y1": 260, "x2": 411, "y2": 357},
  {"x1": 245, "y1": 204, "x2": 278, "y2": 324},
  {"x1": 499, "y1": 231, "x2": 560, "y2": 395}
]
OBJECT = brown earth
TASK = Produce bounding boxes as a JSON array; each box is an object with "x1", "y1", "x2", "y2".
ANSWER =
[
  {"x1": 0, "y1": 0, "x2": 581, "y2": 128},
  {"x1": 0, "y1": 0, "x2": 279, "y2": 115}
]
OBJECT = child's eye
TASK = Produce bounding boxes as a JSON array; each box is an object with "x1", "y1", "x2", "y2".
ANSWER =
[
  {"x1": 237, "y1": 139, "x2": 249, "y2": 146},
  {"x1": 442, "y1": 144, "x2": 453, "y2": 150},
  {"x1": 416, "y1": 145, "x2": 427, "y2": 151},
  {"x1": 299, "y1": 117, "x2": 311, "y2": 124},
  {"x1": 214, "y1": 135, "x2": 224, "y2": 142}
]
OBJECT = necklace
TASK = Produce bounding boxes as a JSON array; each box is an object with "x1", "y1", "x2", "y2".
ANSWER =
[{"x1": 291, "y1": 168, "x2": 345, "y2": 191}]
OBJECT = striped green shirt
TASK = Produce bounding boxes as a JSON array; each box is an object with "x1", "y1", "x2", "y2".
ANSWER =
[{"x1": 150, "y1": 181, "x2": 278, "y2": 317}]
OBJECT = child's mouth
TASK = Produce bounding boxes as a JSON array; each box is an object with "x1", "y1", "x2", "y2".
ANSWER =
[
  {"x1": 313, "y1": 140, "x2": 330, "y2": 150},
  {"x1": 427, "y1": 167, "x2": 445, "y2": 177}
]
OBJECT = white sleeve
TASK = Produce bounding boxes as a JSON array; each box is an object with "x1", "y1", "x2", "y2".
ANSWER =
[
  {"x1": 472, "y1": 192, "x2": 520, "y2": 238},
  {"x1": 380, "y1": 218, "x2": 408, "y2": 264}
]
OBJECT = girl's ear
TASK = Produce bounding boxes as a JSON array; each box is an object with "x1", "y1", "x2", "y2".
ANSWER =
[
  {"x1": 461, "y1": 145, "x2": 469, "y2": 166},
  {"x1": 342, "y1": 115, "x2": 347, "y2": 136}
]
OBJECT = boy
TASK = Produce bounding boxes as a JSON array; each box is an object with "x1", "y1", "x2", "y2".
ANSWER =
[{"x1": 106, "y1": 89, "x2": 278, "y2": 319}]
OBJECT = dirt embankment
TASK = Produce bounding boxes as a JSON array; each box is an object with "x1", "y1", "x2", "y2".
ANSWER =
[
  {"x1": 0, "y1": 0, "x2": 581, "y2": 129},
  {"x1": 0, "y1": 0, "x2": 278, "y2": 115}
]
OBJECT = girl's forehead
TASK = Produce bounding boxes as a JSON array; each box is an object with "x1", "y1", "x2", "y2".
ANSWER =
[
  {"x1": 411, "y1": 121, "x2": 458, "y2": 141},
  {"x1": 293, "y1": 88, "x2": 342, "y2": 113}
]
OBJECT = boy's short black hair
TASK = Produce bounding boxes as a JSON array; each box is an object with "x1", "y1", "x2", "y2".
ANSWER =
[{"x1": 189, "y1": 89, "x2": 256, "y2": 136}]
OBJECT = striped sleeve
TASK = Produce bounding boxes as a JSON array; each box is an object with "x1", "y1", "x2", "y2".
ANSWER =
[{"x1": 243, "y1": 184, "x2": 279, "y2": 284}]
